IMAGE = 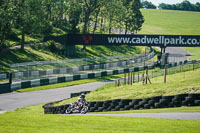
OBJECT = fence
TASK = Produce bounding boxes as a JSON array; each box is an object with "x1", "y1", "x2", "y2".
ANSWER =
[
  {"x1": 114, "y1": 59, "x2": 200, "y2": 86},
  {"x1": 9, "y1": 51, "x2": 155, "y2": 82}
]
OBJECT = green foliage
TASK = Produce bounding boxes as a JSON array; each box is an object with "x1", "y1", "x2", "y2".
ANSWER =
[
  {"x1": 51, "y1": 28, "x2": 66, "y2": 36},
  {"x1": 141, "y1": 1, "x2": 156, "y2": 9},
  {"x1": 0, "y1": 1, "x2": 13, "y2": 51},
  {"x1": 43, "y1": 40, "x2": 64, "y2": 53},
  {"x1": 158, "y1": 0, "x2": 200, "y2": 12},
  {"x1": 128, "y1": 0, "x2": 144, "y2": 33},
  {"x1": 0, "y1": 0, "x2": 145, "y2": 51}
]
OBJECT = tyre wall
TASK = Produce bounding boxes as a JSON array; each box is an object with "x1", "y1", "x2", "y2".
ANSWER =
[{"x1": 43, "y1": 93, "x2": 200, "y2": 114}]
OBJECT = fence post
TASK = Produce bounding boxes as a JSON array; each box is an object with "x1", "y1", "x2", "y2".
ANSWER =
[
  {"x1": 133, "y1": 72, "x2": 135, "y2": 83},
  {"x1": 128, "y1": 73, "x2": 130, "y2": 85},
  {"x1": 193, "y1": 63, "x2": 195, "y2": 71},
  {"x1": 164, "y1": 66, "x2": 167, "y2": 83},
  {"x1": 124, "y1": 73, "x2": 126, "y2": 85}
]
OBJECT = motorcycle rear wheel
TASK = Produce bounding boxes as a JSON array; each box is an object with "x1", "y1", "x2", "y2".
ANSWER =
[{"x1": 65, "y1": 108, "x2": 72, "y2": 114}]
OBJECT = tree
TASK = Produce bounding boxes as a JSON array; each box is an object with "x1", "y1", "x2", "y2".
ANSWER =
[
  {"x1": 68, "y1": 0, "x2": 82, "y2": 33},
  {"x1": 0, "y1": 0, "x2": 14, "y2": 51},
  {"x1": 122, "y1": 0, "x2": 133, "y2": 34},
  {"x1": 14, "y1": 0, "x2": 46, "y2": 51},
  {"x1": 104, "y1": 0, "x2": 124, "y2": 34},
  {"x1": 126, "y1": 0, "x2": 144, "y2": 34},
  {"x1": 158, "y1": 3, "x2": 174, "y2": 10},
  {"x1": 195, "y1": 2, "x2": 200, "y2": 11},
  {"x1": 141, "y1": 1, "x2": 157, "y2": 9},
  {"x1": 176, "y1": 0, "x2": 195, "y2": 11},
  {"x1": 158, "y1": 0, "x2": 199, "y2": 12},
  {"x1": 81, "y1": 0, "x2": 104, "y2": 50}
]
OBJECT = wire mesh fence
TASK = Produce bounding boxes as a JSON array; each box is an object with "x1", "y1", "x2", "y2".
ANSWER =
[
  {"x1": 10, "y1": 51, "x2": 156, "y2": 82},
  {"x1": 114, "y1": 60, "x2": 200, "y2": 87}
]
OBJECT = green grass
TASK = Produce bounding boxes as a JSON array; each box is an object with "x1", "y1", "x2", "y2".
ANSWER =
[
  {"x1": 182, "y1": 47, "x2": 200, "y2": 60},
  {"x1": 140, "y1": 9, "x2": 200, "y2": 59},
  {"x1": 0, "y1": 47, "x2": 66, "y2": 72},
  {"x1": 57, "y1": 69, "x2": 200, "y2": 105},
  {"x1": 0, "y1": 105, "x2": 200, "y2": 133},
  {"x1": 76, "y1": 45, "x2": 143, "y2": 58},
  {"x1": 140, "y1": 9, "x2": 200, "y2": 35},
  {"x1": 91, "y1": 106, "x2": 200, "y2": 114},
  {"x1": 0, "y1": 45, "x2": 143, "y2": 73}
]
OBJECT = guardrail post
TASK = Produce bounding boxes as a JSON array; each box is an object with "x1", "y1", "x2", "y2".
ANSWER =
[{"x1": 9, "y1": 73, "x2": 12, "y2": 84}]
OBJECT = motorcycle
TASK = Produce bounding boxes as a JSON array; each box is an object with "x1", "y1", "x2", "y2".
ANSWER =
[{"x1": 65, "y1": 101, "x2": 89, "y2": 114}]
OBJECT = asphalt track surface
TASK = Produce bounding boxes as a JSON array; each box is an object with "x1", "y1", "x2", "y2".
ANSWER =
[
  {"x1": 165, "y1": 47, "x2": 191, "y2": 56},
  {"x1": 0, "y1": 81, "x2": 111, "y2": 112},
  {"x1": 73, "y1": 112, "x2": 200, "y2": 121},
  {"x1": 158, "y1": 47, "x2": 191, "y2": 62}
]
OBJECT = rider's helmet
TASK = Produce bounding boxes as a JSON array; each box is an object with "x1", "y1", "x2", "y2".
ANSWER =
[{"x1": 80, "y1": 93, "x2": 85, "y2": 99}]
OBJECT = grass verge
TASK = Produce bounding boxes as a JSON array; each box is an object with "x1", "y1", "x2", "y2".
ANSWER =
[
  {"x1": 0, "y1": 105, "x2": 200, "y2": 133},
  {"x1": 57, "y1": 69, "x2": 200, "y2": 105},
  {"x1": 90, "y1": 106, "x2": 200, "y2": 114},
  {"x1": 182, "y1": 47, "x2": 200, "y2": 60}
]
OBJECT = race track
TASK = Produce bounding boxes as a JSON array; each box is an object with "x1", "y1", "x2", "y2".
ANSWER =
[
  {"x1": 0, "y1": 81, "x2": 111, "y2": 112},
  {"x1": 1, "y1": 47, "x2": 199, "y2": 121},
  {"x1": 78, "y1": 112, "x2": 200, "y2": 121}
]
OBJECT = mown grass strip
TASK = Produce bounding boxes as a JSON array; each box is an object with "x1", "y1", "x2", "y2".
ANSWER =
[
  {"x1": 1, "y1": 105, "x2": 200, "y2": 133},
  {"x1": 90, "y1": 106, "x2": 200, "y2": 114},
  {"x1": 57, "y1": 69, "x2": 200, "y2": 105}
]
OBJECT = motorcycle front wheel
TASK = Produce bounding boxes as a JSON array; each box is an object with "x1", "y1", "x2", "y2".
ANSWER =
[{"x1": 81, "y1": 106, "x2": 88, "y2": 114}]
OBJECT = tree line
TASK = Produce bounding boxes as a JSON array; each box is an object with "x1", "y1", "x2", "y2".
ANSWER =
[
  {"x1": 141, "y1": 0, "x2": 200, "y2": 12},
  {"x1": 158, "y1": 0, "x2": 200, "y2": 11},
  {"x1": 0, "y1": 0, "x2": 144, "y2": 51}
]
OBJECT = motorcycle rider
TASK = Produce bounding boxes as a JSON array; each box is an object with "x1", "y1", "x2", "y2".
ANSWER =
[
  {"x1": 66, "y1": 93, "x2": 88, "y2": 114},
  {"x1": 78, "y1": 93, "x2": 86, "y2": 105}
]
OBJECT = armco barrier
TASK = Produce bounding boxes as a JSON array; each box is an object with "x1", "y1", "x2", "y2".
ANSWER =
[
  {"x1": 43, "y1": 93, "x2": 200, "y2": 114},
  {"x1": 10, "y1": 65, "x2": 147, "y2": 91},
  {"x1": 0, "y1": 83, "x2": 11, "y2": 94}
]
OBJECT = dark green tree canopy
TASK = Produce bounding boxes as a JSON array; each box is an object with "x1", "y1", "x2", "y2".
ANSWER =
[
  {"x1": 158, "y1": 0, "x2": 200, "y2": 12},
  {"x1": 0, "y1": 0, "x2": 145, "y2": 51},
  {"x1": 141, "y1": 1, "x2": 157, "y2": 9}
]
